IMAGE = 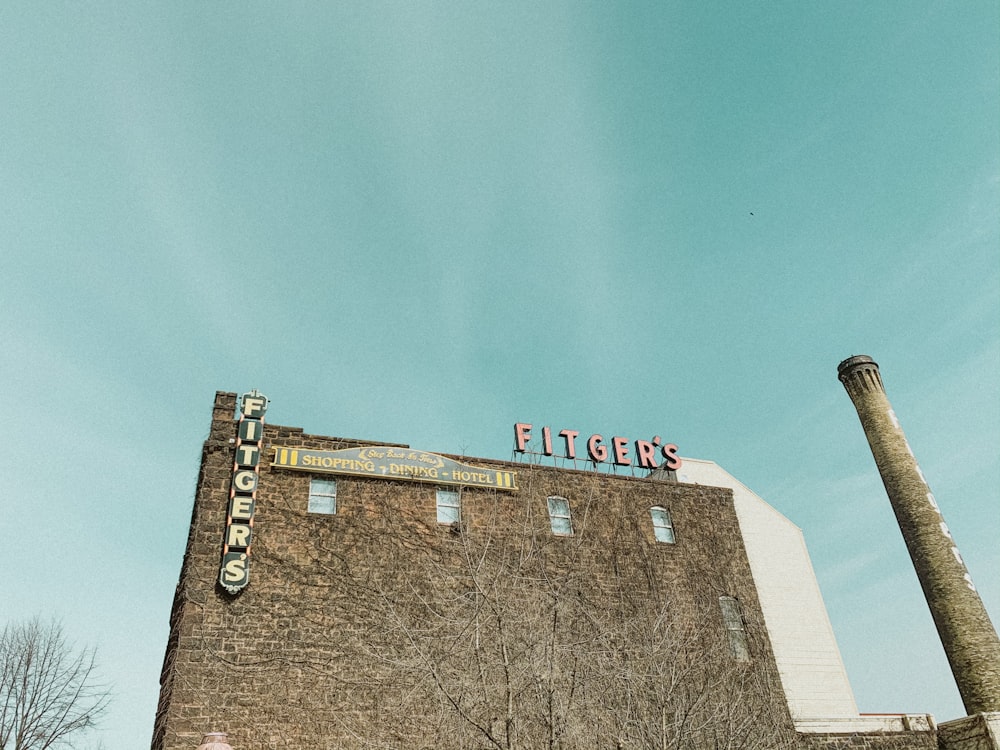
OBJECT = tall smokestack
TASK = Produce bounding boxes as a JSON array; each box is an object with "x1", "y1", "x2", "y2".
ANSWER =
[{"x1": 838, "y1": 355, "x2": 1000, "y2": 715}]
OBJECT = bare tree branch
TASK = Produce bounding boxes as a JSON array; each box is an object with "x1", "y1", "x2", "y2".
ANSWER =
[{"x1": 0, "y1": 619, "x2": 110, "y2": 750}]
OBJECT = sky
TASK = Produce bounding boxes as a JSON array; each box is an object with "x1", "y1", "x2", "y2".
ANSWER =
[{"x1": 1, "y1": 2, "x2": 997, "y2": 747}]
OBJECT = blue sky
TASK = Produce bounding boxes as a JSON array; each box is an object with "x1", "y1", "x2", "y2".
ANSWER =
[{"x1": 1, "y1": 2, "x2": 997, "y2": 746}]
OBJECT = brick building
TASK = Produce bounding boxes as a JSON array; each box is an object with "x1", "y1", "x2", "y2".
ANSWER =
[{"x1": 152, "y1": 392, "x2": 939, "y2": 749}]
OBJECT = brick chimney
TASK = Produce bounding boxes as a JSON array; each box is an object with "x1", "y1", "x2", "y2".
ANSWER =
[{"x1": 838, "y1": 355, "x2": 1000, "y2": 715}]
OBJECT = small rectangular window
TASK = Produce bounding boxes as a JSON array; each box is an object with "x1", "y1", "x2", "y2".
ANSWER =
[
  {"x1": 547, "y1": 496, "x2": 573, "y2": 536},
  {"x1": 650, "y1": 506, "x2": 675, "y2": 544},
  {"x1": 437, "y1": 488, "x2": 461, "y2": 524},
  {"x1": 719, "y1": 596, "x2": 750, "y2": 662},
  {"x1": 308, "y1": 477, "x2": 337, "y2": 515}
]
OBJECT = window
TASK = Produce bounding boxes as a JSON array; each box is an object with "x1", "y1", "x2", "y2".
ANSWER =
[
  {"x1": 308, "y1": 477, "x2": 337, "y2": 515},
  {"x1": 546, "y1": 496, "x2": 573, "y2": 536},
  {"x1": 437, "y1": 488, "x2": 461, "y2": 524},
  {"x1": 719, "y1": 596, "x2": 750, "y2": 662},
  {"x1": 650, "y1": 506, "x2": 675, "y2": 543}
]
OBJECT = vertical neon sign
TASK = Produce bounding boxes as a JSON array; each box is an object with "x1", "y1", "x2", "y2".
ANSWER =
[{"x1": 219, "y1": 390, "x2": 267, "y2": 594}]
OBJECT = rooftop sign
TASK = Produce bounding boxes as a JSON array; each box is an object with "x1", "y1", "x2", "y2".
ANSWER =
[
  {"x1": 272, "y1": 445, "x2": 518, "y2": 491},
  {"x1": 513, "y1": 422, "x2": 681, "y2": 471}
]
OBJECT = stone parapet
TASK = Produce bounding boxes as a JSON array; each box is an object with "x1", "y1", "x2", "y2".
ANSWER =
[
  {"x1": 797, "y1": 715, "x2": 937, "y2": 749},
  {"x1": 797, "y1": 715, "x2": 935, "y2": 734}
]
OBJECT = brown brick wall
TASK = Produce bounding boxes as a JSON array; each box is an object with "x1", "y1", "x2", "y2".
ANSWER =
[{"x1": 154, "y1": 394, "x2": 802, "y2": 749}]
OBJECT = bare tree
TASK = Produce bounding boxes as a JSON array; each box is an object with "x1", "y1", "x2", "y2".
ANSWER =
[
  {"x1": 0, "y1": 618, "x2": 110, "y2": 750},
  {"x1": 355, "y1": 507, "x2": 797, "y2": 750}
]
